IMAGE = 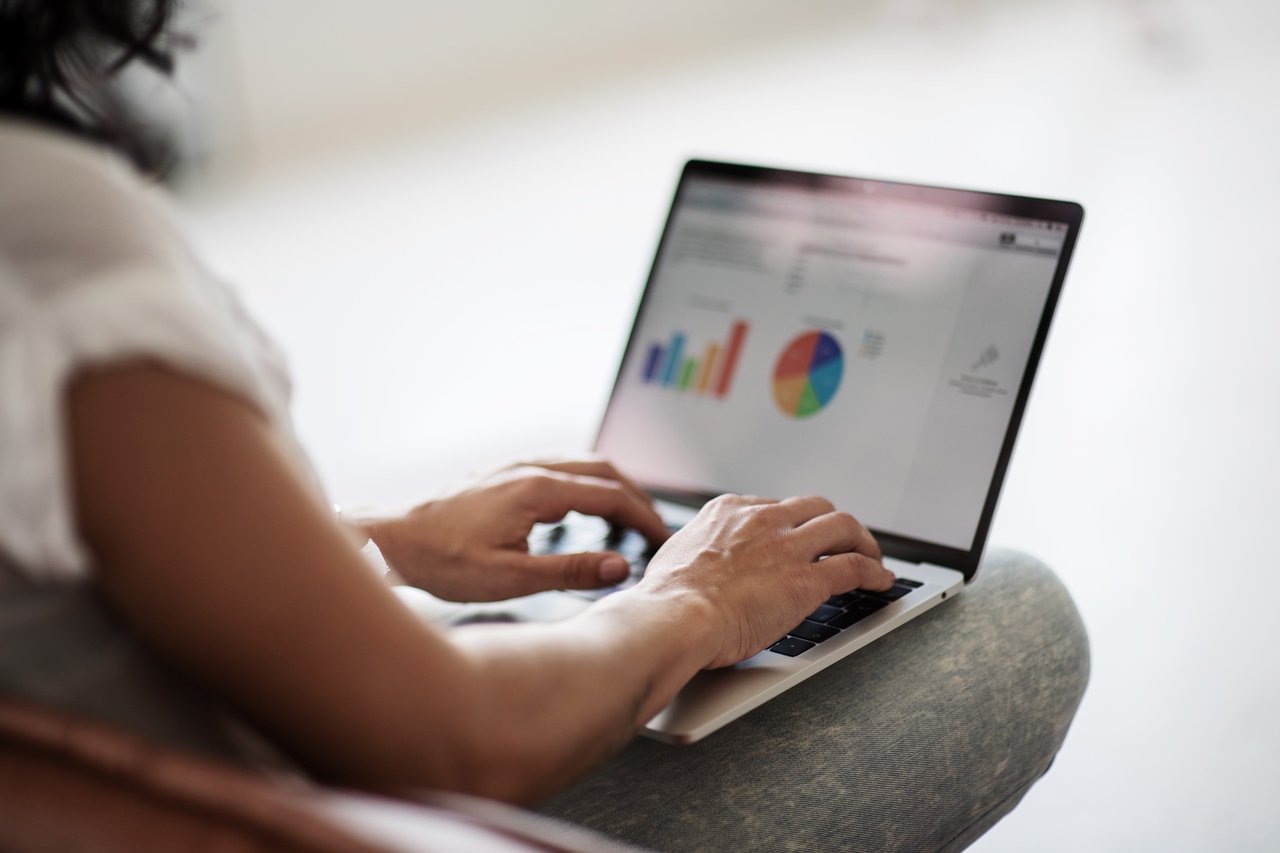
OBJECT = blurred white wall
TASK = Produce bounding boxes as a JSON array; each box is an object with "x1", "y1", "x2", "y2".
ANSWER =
[{"x1": 198, "y1": 0, "x2": 1031, "y2": 178}]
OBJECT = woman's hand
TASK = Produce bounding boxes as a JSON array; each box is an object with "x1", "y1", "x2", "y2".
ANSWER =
[
  {"x1": 363, "y1": 457, "x2": 671, "y2": 602},
  {"x1": 638, "y1": 493, "x2": 895, "y2": 669}
]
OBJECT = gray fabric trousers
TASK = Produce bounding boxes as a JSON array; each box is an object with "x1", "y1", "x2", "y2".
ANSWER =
[{"x1": 539, "y1": 549, "x2": 1090, "y2": 853}]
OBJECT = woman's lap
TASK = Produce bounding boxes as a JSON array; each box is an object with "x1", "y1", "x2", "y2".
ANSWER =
[{"x1": 539, "y1": 549, "x2": 1090, "y2": 853}]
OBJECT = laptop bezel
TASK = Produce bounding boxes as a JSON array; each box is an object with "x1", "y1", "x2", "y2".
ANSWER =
[{"x1": 593, "y1": 159, "x2": 1084, "y2": 582}]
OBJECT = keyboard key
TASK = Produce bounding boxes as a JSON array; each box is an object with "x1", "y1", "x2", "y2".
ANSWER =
[
  {"x1": 828, "y1": 608, "x2": 870, "y2": 630},
  {"x1": 853, "y1": 598, "x2": 889, "y2": 614},
  {"x1": 867, "y1": 583, "x2": 914, "y2": 602},
  {"x1": 806, "y1": 604, "x2": 843, "y2": 624},
  {"x1": 788, "y1": 620, "x2": 839, "y2": 643},
  {"x1": 769, "y1": 637, "x2": 816, "y2": 657},
  {"x1": 896, "y1": 578, "x2": 924, "y2": 588},
  {"x1": 826, "y1": 592, "x2": 861, "y2": 608},
  {"x1": 828, "y1": 599, "x2": 888, "y2": 630}
]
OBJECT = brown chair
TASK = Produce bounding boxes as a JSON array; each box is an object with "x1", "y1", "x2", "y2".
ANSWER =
[{"x1": 0, "y1": 695, "x2": 641, "y2": 852}]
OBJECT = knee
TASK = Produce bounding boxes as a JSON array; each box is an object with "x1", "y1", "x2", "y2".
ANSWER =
[
  {"x1": 980, "y1": 548, "x2": 1090, "y2": 663},
  {"x1": 971, "y1": 548, "x2": 1091, "y2": 753}
]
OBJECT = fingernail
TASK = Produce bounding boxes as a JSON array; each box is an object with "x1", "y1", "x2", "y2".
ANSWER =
[{"x1": 600, "y1": 556, "x2": 629, "y2": 584}]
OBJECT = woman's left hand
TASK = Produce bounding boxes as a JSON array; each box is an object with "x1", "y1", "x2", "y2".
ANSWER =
[{"x1": 361, "y1": 457, "x2": 670, "y2": 602}]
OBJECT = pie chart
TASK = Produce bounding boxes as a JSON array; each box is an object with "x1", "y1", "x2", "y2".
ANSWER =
[{"x1": 772, "y1": 331, "x2": 843, "y2": 418}]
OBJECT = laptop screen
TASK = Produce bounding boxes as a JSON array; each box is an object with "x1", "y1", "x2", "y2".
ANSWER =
[{"x1": 595, "y1": 161, "x2": 1081, "y2": 564}]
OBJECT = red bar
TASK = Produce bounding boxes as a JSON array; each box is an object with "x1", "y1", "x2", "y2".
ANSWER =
[{"x1": 714, "y1": 320, "x2": 748, "y2": 398}]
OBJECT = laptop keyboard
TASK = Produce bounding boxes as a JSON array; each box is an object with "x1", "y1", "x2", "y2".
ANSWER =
[
  {"x1": 528, "y1": 512, "x2": 923, "y2": 655},
  {"x1": 767, "y1": 578, "x2": 922, "y2": 657}
]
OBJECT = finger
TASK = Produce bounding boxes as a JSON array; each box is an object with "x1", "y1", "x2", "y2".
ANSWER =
[
  {"x1": 817, "y1": 550, "x2": 896, "y2": 593},
  {"x1": 704, "y1": 493, "x2": 776, "y2": 511},
  {"x1": 501, "y1": 550, "x2": 633, "y2": 594},
  {"x1": 793, "y1": 510, "x2": 882, "y2": 562},
  {"x1": 527, "y1": 457, "x2": 651, "y2": 507},
  {"x1": 774, "y1": 495, "x2": 837, "y2": 526},
  {"x1": 529, "y1": 472, "x2": 670, "y2": 545}
]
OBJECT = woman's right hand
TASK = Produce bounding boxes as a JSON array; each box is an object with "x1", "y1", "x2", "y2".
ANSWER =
[{"x1": 640, "y1": 494, "x2": 895, "y2": 670}]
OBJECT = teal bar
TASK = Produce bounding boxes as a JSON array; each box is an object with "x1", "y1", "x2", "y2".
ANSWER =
[{"x1": 662, "y1": 332, "x2": 686, "y2": 386}]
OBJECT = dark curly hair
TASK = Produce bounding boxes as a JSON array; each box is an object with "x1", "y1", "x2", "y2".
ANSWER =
[{"x1": 0, "y1": 0, "x2": 187, "y2": 176}]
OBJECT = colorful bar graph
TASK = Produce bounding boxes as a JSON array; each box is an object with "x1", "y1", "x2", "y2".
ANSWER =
[{"x1": 639, "y1": 320, "x2": 749, "y2": 399}]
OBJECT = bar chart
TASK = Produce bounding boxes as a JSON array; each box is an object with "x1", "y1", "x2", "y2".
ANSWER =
[{"x1": 641, "y1": 320, "x2": 749, "y2": 399}]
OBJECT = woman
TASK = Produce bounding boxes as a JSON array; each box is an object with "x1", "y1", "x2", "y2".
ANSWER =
[{"x1": 0, "y1": 3, "x2": 1089, "y2": 850}]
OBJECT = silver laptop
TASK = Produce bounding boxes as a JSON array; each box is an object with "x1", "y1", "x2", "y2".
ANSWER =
[{"x1": 451, "y1": 160, "x2": 1082, "y2": 744}]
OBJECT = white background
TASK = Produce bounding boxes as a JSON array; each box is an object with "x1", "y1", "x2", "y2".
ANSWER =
[{"x1": 178, "y1": 0, "x2": 1280, "y2": 848}]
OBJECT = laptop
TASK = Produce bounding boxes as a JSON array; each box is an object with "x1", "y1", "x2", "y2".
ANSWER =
[{"x1": 452, "y1": 160, "x2": 1083, "y2": 744}]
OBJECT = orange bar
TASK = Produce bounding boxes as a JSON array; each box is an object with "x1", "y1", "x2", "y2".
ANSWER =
[
  {"x1": 696, "y1": 343, "x2": 719, "y2": 394},
  {"x1": 714, "y1": 320, "x2": 749, "y2": 398}
]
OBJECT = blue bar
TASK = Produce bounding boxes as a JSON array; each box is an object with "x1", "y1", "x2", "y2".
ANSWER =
[
  {"x1": 662, "y1": 333, "x2": 686, "y2": 387},
  {"x1": 642, "y1": 344, "x2": 664, "y2": 383}
]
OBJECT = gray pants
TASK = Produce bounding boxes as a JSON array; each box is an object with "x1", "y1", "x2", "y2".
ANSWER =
[{"x1": 539, "y1": 549, "x2": 1090, "y2": 853}]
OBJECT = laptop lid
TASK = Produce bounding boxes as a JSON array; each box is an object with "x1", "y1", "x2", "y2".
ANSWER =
[{"x1": 594, "y1": 160, "x2": 1083, "y2": 580}]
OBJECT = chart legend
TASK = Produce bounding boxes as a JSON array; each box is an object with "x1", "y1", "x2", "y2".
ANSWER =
[
  {"x1": 772, "y1": 330, "x2": 844, "y2": 418},
  {"x1": 641, "y1": 320, "x2": 749, "y2": 398}
]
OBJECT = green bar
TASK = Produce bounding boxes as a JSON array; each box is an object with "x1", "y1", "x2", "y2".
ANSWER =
[{"x1": 678, "y1": 357, "x2": 696, "y2": 390}]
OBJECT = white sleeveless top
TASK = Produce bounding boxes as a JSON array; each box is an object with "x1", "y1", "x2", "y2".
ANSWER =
[{"x1": 0, "y1": 120, "x2": 320, "y2": 582}]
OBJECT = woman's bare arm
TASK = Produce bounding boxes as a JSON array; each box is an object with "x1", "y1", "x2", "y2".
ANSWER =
[{"x1": 67, "y1": 362, "x2": 890, "y2": 803}]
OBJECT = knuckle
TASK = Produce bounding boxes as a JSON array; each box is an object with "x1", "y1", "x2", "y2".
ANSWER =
[
  {"x1": 705, "y1": 494, "x2": 738, "y2": 515},
  {"x1": 598, "y1": 479, "x2": 627, "y2": 503},
  {"x1": 859, "y1": 526, "x2": 882, "y2": 558},
  {"x1": 809, "y1": 496, "x2": 836, "y2": 513},
  {"x1": 839, "y1": 512, "x2": 868, "y2": 541},
  {"x1": 518, "y1": 472, "x2": 556, "y2": 496},
  {"x1": 755, "y1": 500, "x2": 787, "y2": 520},
  {"x1": 743, "y1": 505, "x2": 781, "y2": 534},
  {"x1": 562, "y1": 553, "x2": 598, "y2": 587}
]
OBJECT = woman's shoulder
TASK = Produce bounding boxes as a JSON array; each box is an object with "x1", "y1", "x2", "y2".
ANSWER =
[
  {"x1": 0, "y1": 119, "x2": 153, "y2": 208},
  {"x1": 0, "y1": 122, "x2": 309, "y2": 585},
  {"x1": 0, "y1": 120, "x2": 189, "y2": 295}
]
